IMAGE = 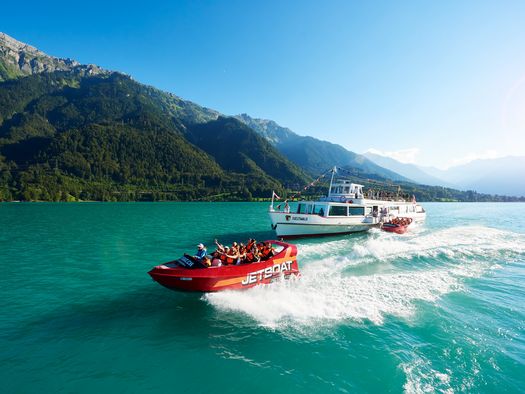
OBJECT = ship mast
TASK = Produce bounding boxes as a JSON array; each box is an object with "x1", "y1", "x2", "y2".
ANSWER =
[{"x1": 328, "y1": 166, "x2": 337, "y2": 196}]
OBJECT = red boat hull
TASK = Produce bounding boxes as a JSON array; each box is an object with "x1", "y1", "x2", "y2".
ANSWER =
[
  {"x1": 381, "y1": 224, "x2": 408, "y2": 234},
  {"x1": 381, "y1": 217, "x2": 412, "y2": 234},
  {"x1": 148, "y1": 240, "x2": 300, "y2": 292}
]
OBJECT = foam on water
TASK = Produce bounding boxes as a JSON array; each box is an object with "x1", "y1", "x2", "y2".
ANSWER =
[
  {"x1": 402, "y1": 357, "x2": 454, "y2": 394},
  {"x1": 206, "y1": 267, "x2": 461, "y2": 328},
  {"x1": 352, "y1": 225, "x2": 525, "y2": 261},
  {"x1": 205, "y1": 226, "x2": 525, "y2": 330}
]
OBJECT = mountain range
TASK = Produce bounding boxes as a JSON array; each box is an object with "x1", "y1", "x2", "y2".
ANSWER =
[
  {"x1": 0, "y1": 31, "x2": 522, "y2": 202},
  {"x1": 363, "y1": 152, "x2": 456, "y2": 187},
  {"x1": 364, "y1": 152, "x2": 525, "y2": 197},
  {"x1": 235, "y1": 114, "x2": 409, "y2": 182}
]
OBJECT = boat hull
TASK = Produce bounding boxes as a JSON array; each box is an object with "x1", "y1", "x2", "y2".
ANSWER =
[
  {"x1": 381, "y1": 224, "x2": 408, "y2": 234},
  {"x1": 273, "y1": 223, "x2": 373, "y2": 238},
  {"x1": 148, "y1": 241, "x2": 299, "y2": 292},
  {"x1": 268, "y1": 211, "x2": 376, "y2": 238}
]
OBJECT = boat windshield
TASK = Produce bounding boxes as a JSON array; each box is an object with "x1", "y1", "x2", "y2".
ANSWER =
[{"x1": 176, "y1": 255, "x2": 208, "y2": 269}]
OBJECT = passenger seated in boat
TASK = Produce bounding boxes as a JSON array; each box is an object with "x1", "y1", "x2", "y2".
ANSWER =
[
  {"x1": 265, "y1": 242, "x2": 275, "y2": 258},
  {"x1": 214, "y1": 239, "x2": 226, "y2": 253},
  {"x1": 210, "y1": 251, "x2": 222, "y2": 267},
  {"x1": 256, "y1": 242, "x2": 264, "y2": 258},
  {"x1": 238, "y1": 243, "x2": 247, "y2": 264},
  {"x1": 244, "y1": 239, "x2": 258, "y2": 263},
  {"x1": 245, "y1": 244, "x2": 258, "y2": 263},
  {"x1": 259, "y1": 242, "x2": 274, "y2": 260},
  {"x1": 218, "y1": 246, "x2": 230, "y2": 265},
  {"x1": 388, "y1": 217, "x2": 411, "y2": 226},
  {"x1": 222, "y1": 246, "x2": 239, "y2": 265}
]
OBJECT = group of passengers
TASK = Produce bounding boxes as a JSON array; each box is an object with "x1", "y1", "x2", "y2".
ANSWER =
[
  {"x1": 388, "y1": 217, "x2": 412, "y2": 226},
  {"x1": 193, "y1": 239, "x2": 275, "y2": 267}
]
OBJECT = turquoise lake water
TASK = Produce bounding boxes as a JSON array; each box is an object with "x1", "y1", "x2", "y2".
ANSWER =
[{"x1": 1, "y1": 202, "x2": 524, "y2": 393}]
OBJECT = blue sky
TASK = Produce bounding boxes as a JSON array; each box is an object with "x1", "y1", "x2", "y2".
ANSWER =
[{"x1": 2, "y1": 0, "x2": 525, "y2": 168}]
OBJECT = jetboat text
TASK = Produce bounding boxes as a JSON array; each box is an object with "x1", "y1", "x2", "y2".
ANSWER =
[{"x1": 241, "y1": 261, "x2": 293, "y2": 285}]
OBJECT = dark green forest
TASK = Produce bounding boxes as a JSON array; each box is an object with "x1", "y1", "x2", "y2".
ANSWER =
[
  {"x1": 0, "y1": 70, "x2": 523, "y2": 202},
  {"x1": 0, "y1": 72, "x2": 308, "y2": 201}
]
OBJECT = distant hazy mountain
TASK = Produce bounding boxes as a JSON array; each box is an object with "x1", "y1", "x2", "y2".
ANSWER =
[
  {"x1": 415, "y1": 165, "x2": 448, "y2": 181},
  {"x1": 236, "y1": 114, "x2": 410, "y2": 181},
  {"x1": 363, "y1": 152, "x2": 452, "y2": 186},
  {"x1": 365, "y1": 151, "x2": 525, "y2": 197},
  {"x1": 443, "y1": 156, "x2": 525, "y2": 197}
]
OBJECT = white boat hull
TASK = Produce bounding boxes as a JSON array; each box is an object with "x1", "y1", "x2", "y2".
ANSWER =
[{"x1": 269, "y1": 211, "x2": 377, "y2": 238}]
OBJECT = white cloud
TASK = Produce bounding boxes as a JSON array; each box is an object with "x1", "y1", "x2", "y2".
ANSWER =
[{"x1": 365, "y1": 147, "x2": 420, "y2": 164}]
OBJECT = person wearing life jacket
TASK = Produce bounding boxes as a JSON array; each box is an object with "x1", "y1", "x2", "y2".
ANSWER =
[
  {"x1": 245, "y1": 248, "x2": 254, "y2": 263},
  {"x1": 214, "y1": 238, "x2": 226, "y2": 253},
  {"x1": 210, "y1": 251, "x2": 222, "y2": 266},
  {"x1": 256, "y1": 242, "x2": 265, "y2": 260},
  {"x1": 244, "y1": 239, "x2": 257, "y2": 263},
  {"x1": 260, "y1": 242, "x2": 274, "y2": 260},
  {"x1": 218, "y1": 247, "x2": 229, "y2": 265},
  {"x1": 222, "y1": 244, "x2": 238, "y2": 265},
  {"x1": 238, "y1": 243, "x2": 247, "y2": 264},
  {"x1": 245, "y1": 238, "x2": 255, "y2": 251},
  {"x1": 265, "y1": 242, "x2": 275, "y2": 259}
]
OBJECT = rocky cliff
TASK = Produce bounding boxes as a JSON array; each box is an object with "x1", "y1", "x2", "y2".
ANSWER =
[{"x1": 0, "y1": 32, "x2": 106, "y2": 81}]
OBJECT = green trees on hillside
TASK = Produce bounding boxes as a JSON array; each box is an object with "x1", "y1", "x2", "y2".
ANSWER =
[
  {"x1": 0, "y1": 70, "x2": 522, "y2": 202},
  {"x1": 0, "y1": 71, "x2": 301, "y2": 201}
]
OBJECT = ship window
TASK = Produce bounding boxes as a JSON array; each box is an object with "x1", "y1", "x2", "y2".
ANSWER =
[
  {"x1": 348, "y1": 207, "x2": 365, "y2": 216},
  {"x1": 297, "y1": 204, "x2": 308, "y2": 214},
  {"x1": 313, "y1": 205, "x2": 325, "y2": 215},
  {"x1": 344, "y1": 187, "x2": 350, "y2": 194},
  {"x1": 329, "y1": 205, "x2": 348, "y2": 216}
]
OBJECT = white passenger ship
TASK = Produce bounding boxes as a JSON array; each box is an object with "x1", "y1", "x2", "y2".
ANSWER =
[{"x1": 268, "y1": 170, "x2": 426, "y2": 238}]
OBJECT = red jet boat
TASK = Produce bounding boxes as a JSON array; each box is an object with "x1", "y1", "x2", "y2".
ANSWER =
[
  {"x1": 381, "y1": 217, "x2": 413, "y2": 234},
  {"x1": 148, "y1": 240, "x2": 300, "y2": 292}
]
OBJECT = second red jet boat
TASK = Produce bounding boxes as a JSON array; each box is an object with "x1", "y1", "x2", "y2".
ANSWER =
[{"x1": 381, "y1": 217, "x2": 413, "y2": 234}]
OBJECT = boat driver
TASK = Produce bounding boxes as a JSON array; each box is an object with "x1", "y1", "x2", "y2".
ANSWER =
[{"x1": 194, "y1": 243, "x2": 207, "y2": 261}]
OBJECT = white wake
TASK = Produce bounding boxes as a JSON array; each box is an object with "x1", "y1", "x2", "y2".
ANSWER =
[{"x1": 204, "y1": 226, "x2": 524, "y2": 329}]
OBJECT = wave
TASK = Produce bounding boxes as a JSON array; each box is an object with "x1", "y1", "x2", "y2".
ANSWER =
[
  {"x1": 204, "y1": 226, "x2": 524, "y2": 330},
  {"x1": 352, "y1": 225, "x2": 525, "y2": 261},
  {"x1": 401, "y1": 357, "x2": 454, "y2": 394}
]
